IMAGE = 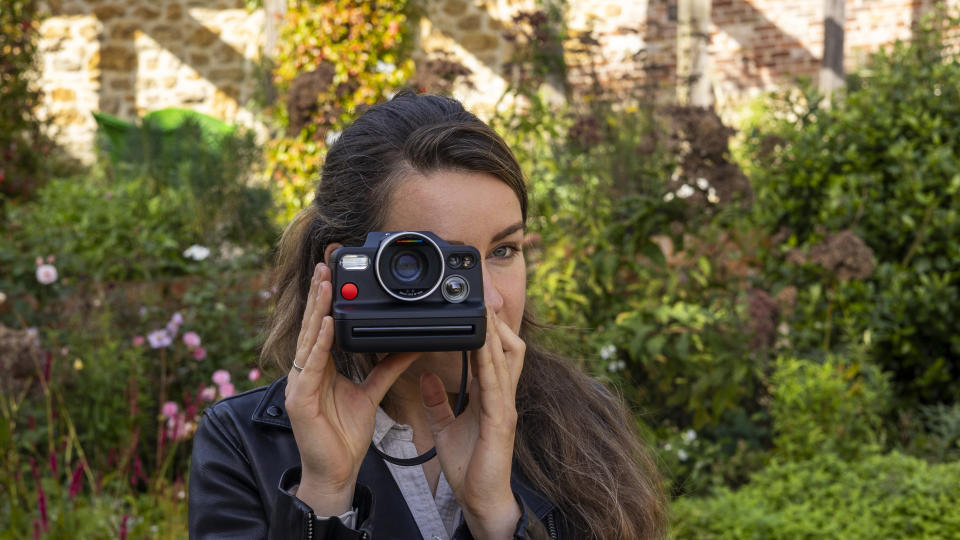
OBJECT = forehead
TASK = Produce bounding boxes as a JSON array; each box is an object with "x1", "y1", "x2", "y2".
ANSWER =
[{"x1": 383, "y1": 170, "x2": 523, "y2": 243}]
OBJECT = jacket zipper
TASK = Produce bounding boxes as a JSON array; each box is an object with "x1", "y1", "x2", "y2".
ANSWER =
[
  {"x1": 305, "y1": 512, "x2": 314, "y2": 539},
  {"x1": 545, "y1": 511, "x2": 558, "y2": 540}
]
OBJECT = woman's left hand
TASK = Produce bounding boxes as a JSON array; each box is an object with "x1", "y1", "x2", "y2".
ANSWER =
[{"x1": 420, "y1": 309, "x2": 525, "y2": 539}]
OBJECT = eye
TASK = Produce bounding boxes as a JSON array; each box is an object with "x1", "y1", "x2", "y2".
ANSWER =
[{"x1": 490, "y1": 244, "x2": 521, "y2": 259}]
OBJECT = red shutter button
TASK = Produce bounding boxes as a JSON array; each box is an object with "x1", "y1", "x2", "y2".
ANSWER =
[{"x1": 341, "y1": 283, "x2": 358, "y2": 300}]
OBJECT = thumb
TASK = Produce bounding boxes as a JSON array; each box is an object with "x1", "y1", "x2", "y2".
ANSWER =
[{"x1": 420, "y1": 373, "x2": 455, "y2": 435}]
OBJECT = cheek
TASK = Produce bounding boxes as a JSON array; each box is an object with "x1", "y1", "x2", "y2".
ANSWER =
[{"x1": 503, "y1": 267, "x2": 527, "y2": 333}]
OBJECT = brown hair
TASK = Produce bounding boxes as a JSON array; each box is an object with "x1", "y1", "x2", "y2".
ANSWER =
[{"x1": 261, "y1": 90, "x2": 667, "y2": 538}]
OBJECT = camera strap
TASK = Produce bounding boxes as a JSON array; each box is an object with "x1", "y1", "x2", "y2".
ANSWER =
[{"x1": 371, "y1": 351, "x2": 469, "y2": 467}]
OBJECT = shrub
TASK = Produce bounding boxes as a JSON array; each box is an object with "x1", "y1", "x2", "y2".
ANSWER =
[
  {"x1": 740, "y1": 10, "x2": 960, "y2": 407},
  {"x1": 671, "y1": 452, "x2": 960, "y2": 538},
  {"x1": 770, "y1": 354, "x2": 890, "y2": 460},
  {"x1": 0, "y1": 0, "x2": 51, "y2": 204},
  {"x1": 266, "y1": 0, "x2": 415, "y2": 221}
]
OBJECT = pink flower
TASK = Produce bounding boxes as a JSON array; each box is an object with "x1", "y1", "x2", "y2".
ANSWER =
[
  {"x1": 68, "y1": 463, "x2": 84, "y2": 498},
  {"x1": 161, "y1": 401, "x2": 178, "y2": 419},
  {"x1": 182, "y1": 331, "x2": 201, "y2": 349},
  {"x1": 131, "y1": 335, "x2": 145, "y2": 347},
  {"x1": 192, "y1": 346, "x2": 207, "y2": 360},
  {"x1": 200, "y1": 386, "x2": 217, "y2": 401},
  {"x1": 212, "y1": 369, "x2": 230, "y2": 386},
  {"x1": 36, "y1": 264, "x2": 58, "y2": 285},
  {"x1": 147, "y1": 329, "x2": 172, "y2": 349},
  {"x1": 218, "y1": 383, "x2": 235, "y2": 398},
  {"x1": 248, "y1": 368, "x2": 261, "y2": 382}
]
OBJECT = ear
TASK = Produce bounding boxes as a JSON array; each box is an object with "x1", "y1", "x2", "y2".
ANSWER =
[{"x1": 324, "y1": 242, "x2": 343, "y2": 266}]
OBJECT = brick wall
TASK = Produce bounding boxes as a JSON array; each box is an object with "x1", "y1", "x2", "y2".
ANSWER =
[{"x1": 33, "y1": 0, "x2": 958, "y2": 162}]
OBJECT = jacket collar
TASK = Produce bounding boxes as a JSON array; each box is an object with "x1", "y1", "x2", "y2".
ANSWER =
[{"x1": 251, "y1": 377, "x2": 556, "y2": 518}]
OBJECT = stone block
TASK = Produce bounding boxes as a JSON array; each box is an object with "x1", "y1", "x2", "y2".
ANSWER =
[
  {"x1": 54, "y1": 108, "x2": 85, "y2": 126},
  {"x1": 443, "y1": 0, "x2": 467, "y2": 16},
  {"x1": 210, "y1": 67, "x2": 244, "y2": 81},
  {"x1": 189, "y1": 27, "x2": 221, "y2": 47},
  {"x1": 190, "y1": 53, "x2": 211, "y2": 67},
  {"x1": 111, "y1": 78, "x2": 132, "y2": 90},
  {"x1": 53, "y1": 55, "x2": 82, "y2": 71},
  {"x1": 93, "y1": 4, "x2": 126, "y2": 20},
  {"x1": 458, "y1": 14, "x2": 482, "y2": 30},
  {"x1": 133, "y1": 5, "x2": 160, "y2": 19},
  {"x1": 167, "y1": 4, "x2": 183, "y2": 20},
  {"x1": 50, "y1": 87, "x2": 77, "y2": 101},
  {"x1": 460, "y1": 32, "x2": 499, "y2": 52},
  {"x1": 605, "y1": 4, "x2": 622, "y2": 18},
  {"x1": 149, "y1": 25, "x2": 182, "y2": 42},
  {"x1": 109, "y1": 21, "x2": 140, "y2": 40},
  {"x1": 99, "y1": 44, "x2": 137, "y2": 70},
  {"x1": 87, "y1": 50, "x2": 100, "y2": 70},
  {"x1": 41, "y1": 22, "x2": 71, "y2": 40},
  {"x1": 79, "y1": 21, "x2": 101, "y2": 40}
]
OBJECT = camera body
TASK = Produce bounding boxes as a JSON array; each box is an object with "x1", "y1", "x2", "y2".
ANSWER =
[{"x1": 330, "y1": 231, "x2": 486, "y2": 352}]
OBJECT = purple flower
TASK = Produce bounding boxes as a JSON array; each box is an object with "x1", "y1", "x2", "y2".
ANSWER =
[
  {"x1": 170, "y1": 312, "x2": 184, "y2": 326},
  {"x1": 200, "y1": 386, "x2": 216, "y2": 401},
  {"x1": 147, "y1": 329, "x2": 172, "y2": 349}
]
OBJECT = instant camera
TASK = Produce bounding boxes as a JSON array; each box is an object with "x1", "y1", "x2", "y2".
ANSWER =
[{"x1": 330, "y1": 231, "x2": 486, "y2": 352}]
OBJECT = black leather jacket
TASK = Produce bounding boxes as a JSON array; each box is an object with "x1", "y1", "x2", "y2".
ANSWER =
[{"x1": 188, "y1": 376, "x2": 566, "y2": 539}]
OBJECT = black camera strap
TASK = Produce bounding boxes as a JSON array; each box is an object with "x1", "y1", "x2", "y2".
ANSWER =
[{"x1": 371, "y1": 351, "x2": 469, "y2": 467}]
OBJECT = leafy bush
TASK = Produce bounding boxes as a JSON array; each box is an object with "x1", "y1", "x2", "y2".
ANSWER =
[
  {"x1": 94, "y1": 109, "x2": 275, "y2": 249},
  {"x1": 671, "y1": 452, "x2": 960, "y2": 538},
  {"x1": 266, "y1": 0, "x2": 415, "y2": 221},
  {"x1": 740, "y1": 10, "x2": 960, "y2": 407},
  {"x1": 0, "y1": 0, "x2": 53, "y2": 203},
  {"x1": 770, "y1": 355, "x2": 889, "y2": 460}
]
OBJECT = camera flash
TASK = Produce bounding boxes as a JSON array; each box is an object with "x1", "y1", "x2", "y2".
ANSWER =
[{"x1": 340, "y1": 254, "x2": 370, "y2": 271}]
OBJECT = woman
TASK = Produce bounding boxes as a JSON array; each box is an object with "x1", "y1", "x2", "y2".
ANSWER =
[{"x1": 189, "y1": 90, "x2": 667, "y2": 539}]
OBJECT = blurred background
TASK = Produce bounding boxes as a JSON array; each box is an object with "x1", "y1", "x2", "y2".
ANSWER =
[{"x1": 2, "y1": 0, "x2": 959, "y2": 537}]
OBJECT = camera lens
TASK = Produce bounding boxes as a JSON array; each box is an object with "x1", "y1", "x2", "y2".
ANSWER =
[
  {"x1": 442, "y1": 275, "x2": 469, "y2": 303},
  {"x1": 392, "y1": 252, "x2": 422, "y2": 282},
  {"x1": 375, "y1": 232, "x2": 445, "y2": 301}
]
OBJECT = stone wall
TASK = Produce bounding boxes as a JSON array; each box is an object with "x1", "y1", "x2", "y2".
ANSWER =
[
  {"x1": 33, "y1": 0, "x2": 959, "y2": 162},
  {"x1": 37, "y1": 0, "x2": 263, "y2": 162}
]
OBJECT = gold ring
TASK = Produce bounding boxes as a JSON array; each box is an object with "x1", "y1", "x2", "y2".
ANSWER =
[{"x1": 292, "y1": 359, "x2": 305, "y2": 372}]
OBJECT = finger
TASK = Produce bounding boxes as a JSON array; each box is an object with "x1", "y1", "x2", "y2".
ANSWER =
[
  {"x1": 293, "y1": 279, "x2": 331, "y2": 378},
  {"x1": 473, "y1": 328, "x2": 505, "y2": 416},
  {"x1": 295, "y1": 264, "x2": 322, "y2": 351},
  {"x1": 420, "y1": 372, "x2": 456, "y2": 435},
  {"x1": 494, "y1": 316, "x2": 525, "y2": 386},
  {"x1": 486, "y1": 314, "x2": 511, "y2": 395},
  {"x1": 362, "y1": 351, "x2": 421, "y2": 405},
  {"x1": 294, "y1": 312, "x2": 337, "y2": 399}
]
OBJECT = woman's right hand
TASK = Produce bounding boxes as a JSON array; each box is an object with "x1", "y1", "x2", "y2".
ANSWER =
[{"x1": 284, "y1": 262, "x2": 419, "y2": 516}]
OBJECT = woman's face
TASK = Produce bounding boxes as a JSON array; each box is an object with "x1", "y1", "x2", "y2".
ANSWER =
[{"x1": 380, "y1": 169, "x2": 527, "y2": 389}]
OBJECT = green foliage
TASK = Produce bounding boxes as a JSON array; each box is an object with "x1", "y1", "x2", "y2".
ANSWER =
[
  {"x1": 671, "y1": 452, "x2": 960, "y2": 538},
  {"x1": 266, "y1": 0, "x2": 415, "y2": 221},
  {"x1": 770, "y1": 355, "x2": 889, "y2": 461},
  {"x1": 94, "y1": 108, "x2": 275, "y2": 249},
  {"x1": 740, "y1": 11, "x2": 960, "y2": 407},
  {"x1": 0, "y1": 0, "x2": 52, "y2": 203}
]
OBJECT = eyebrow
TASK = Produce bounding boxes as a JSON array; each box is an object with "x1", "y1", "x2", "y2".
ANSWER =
[{"x1": 446, "y1": 221, "x2": 524, "y2": 245}]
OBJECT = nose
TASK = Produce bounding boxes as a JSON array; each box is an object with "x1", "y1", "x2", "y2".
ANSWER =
[{"x1": 481, "y1": 264, "x2": 503, "y2": 315}]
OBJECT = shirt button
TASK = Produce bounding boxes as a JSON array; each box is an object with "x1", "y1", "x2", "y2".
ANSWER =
[{"x1": 266, "y1": 405, "x2": 283, "y2": 417}]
